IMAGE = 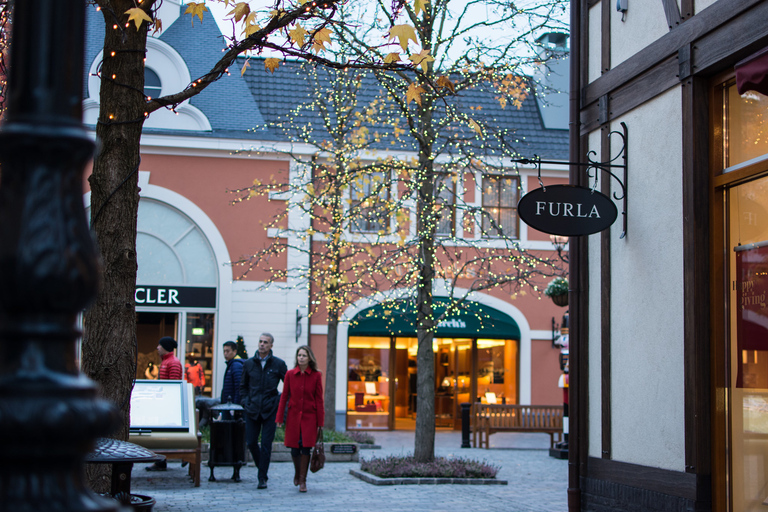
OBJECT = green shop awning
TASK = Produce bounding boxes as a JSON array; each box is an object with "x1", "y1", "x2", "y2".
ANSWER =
[{"x1": 348, "y1": 298, "x2": 520, "y2": 339}]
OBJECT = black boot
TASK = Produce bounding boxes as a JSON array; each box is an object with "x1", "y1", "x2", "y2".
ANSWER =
[{"x1": 292, "y1": 455, "x2": 301, "y2": 486}]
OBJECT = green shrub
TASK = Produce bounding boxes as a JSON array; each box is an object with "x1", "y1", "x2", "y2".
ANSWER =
[{"x1": 544, "y1": 276, "x2": 568, "y2": 297}]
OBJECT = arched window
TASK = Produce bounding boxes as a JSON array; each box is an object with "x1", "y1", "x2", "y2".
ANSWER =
[{"x1": 144, "y1": 68, "x2": 162, "y2": 99}]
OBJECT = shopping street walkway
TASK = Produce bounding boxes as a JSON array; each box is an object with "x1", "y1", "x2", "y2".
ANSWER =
[{"x1": 131, "y1": 430, "x2": 567, "y2": 512}]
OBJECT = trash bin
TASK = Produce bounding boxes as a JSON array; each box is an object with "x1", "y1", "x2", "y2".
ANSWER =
[{"x1": 207, "y1": 401, "x2": 246, "y2": 482}]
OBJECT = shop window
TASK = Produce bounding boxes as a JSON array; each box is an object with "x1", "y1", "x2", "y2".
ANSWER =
[
  {"x1": 185, "y1": 313, "x2": 215, "y2": 397},
  {"x1": 349, "y1": 171, "x2": 391, "y2": 233},
  {"x1": 481, "y1": 175, "x2": 519, "y2": 238},
  {"x1": 725, "y1": 81, "x2": 768, "y2": 168},
  {"x1": 476, "y1": 339, "x2": 518, "y2": 404},
  {"x1": 347, "y1": 337, "x2": 391, "y2": 429},
  {"x1": 717, "y1": 75, "x2": 768, "y2": 512}
]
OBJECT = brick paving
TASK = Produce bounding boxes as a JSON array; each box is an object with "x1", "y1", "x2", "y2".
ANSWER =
[{"x1": 131, "y1": 430, "x2": 567, "y2": 512}]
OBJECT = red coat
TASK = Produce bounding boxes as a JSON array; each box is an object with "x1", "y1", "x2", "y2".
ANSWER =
[
  {"x1": 276, "y1": 366, "x2": 324, "y2": 449},
  {"x1": 159, "y1": 352, "x2": 182, "y2": 380}
]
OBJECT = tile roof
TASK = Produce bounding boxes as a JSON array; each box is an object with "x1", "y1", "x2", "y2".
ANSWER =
[{"x1": 85, "y1": 6, "x2": 568, "y2": 161}]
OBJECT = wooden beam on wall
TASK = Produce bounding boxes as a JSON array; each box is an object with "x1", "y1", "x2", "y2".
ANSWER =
[
  {"x1": 583, "y1": 0, "x2": 762, "y2": 107},
  {"x1": 661, "y1": 0, "x2": 682, "y2": 30},
  {"x1": 600, "y1": 124, "x2": 611, "y2": 460},
  {"x1": 681, "y1": 75, "x2": 712, "y2": 508}
]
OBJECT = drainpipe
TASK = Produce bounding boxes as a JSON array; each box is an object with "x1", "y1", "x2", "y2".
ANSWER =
[{"x1": 567, "y1": 0, "x2": 582, "y2": 510}]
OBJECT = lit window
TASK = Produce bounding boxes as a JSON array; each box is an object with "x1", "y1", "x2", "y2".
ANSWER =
[
  {"x1": 435, "y1": 173, "x2": 456, "y2": 237},
  {"x1": 481, "y1": 175, "x2": 519, "y2": 238},
  {"x1": 349, "y1": 171, "x2": 391, "y2": 233}
]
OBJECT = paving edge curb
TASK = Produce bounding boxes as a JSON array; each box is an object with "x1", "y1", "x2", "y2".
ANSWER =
[{"x1": 349, "y1": 469, "x2": 508, "y2": 486}]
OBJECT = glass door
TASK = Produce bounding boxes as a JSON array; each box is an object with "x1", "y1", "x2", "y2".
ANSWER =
[{"x1": 136, "y1": 312, "x2": 178, "y2": 380}]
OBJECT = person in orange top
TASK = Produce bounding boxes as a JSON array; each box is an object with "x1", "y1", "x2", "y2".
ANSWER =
[
  {"x1": 276, "y1": 345, "x2": 324, "y2": 493},
  {"x1": 185, "y1": 360, "x2": 205, "y2": 395}
]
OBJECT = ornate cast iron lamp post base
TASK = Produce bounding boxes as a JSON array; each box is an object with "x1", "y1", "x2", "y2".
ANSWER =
[{"x1": 0, "y1": 0, "x2": 123, "y2": 510}]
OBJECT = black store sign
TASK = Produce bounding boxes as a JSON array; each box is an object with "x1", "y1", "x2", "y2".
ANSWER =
[
  {"x1": 518, "y1": 185, "x2": 618, "y2": 236},
  {"x1": 135, "y1": 286, "x2": 217, "y2": 308}
]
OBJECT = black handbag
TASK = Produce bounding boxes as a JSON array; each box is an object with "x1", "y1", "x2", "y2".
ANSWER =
[{"x1": 310, "y1": 428, "x2": 325, "y2": 473}]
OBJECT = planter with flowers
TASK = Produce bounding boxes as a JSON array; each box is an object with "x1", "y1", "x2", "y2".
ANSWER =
[{"x1": 545, "y1": 277, "x2": 569, "y2": 307}]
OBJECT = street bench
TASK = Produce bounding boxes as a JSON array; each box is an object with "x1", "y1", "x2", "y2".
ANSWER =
[{"x1": 472, "y1": 403, "x2": 563, "y2": 449}]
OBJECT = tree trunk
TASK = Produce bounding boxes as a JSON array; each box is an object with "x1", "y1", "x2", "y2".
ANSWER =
[
  {"x1": 81, "y1": 2, "x2": 150, "y2": 490},
  {"x1": 324, "y1": 313, "x2": 338, "y2": 430},
  {"x1": 413, "y1": 96, "x2": 437, "y2": 463}
]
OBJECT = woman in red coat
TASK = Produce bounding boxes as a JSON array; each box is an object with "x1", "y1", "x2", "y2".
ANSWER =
[{"x1": 276, "y1": 345, "x2": 324, "y2": 492}]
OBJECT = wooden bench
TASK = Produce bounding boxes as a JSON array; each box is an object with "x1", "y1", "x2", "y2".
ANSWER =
[
  {"x1": 472, "y1": 403, "x2": 564, "y2": 449},
  {"x1": 147, "y1": 432, "x2": 202, "y2": 487}
]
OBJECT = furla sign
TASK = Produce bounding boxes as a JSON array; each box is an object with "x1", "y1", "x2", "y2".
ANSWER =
[{"x1": 518, "y1": 185, "x2": 618, "y2": 236}]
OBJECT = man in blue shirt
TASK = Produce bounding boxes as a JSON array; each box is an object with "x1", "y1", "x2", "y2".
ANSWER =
[
  {"x1": 221, "y1": 341, "x2": 243, "y2": 404},
  {"x1": 239, "y1": 333, "x2": 287, "y2": 490}
]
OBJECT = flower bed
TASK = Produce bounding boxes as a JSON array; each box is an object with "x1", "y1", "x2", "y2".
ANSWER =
[{"x1": 360, "y1": 455, "x2": 499, "y2": 479}]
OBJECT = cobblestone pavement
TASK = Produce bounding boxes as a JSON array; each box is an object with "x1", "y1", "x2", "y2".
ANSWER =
[{"x1": 131, "y1": 431, "x2": 567, "y2": 512}]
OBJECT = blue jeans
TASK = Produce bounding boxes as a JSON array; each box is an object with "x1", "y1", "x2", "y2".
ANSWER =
[{"x1": 245, "y1": 412, "x2": 277, "y2": 482}]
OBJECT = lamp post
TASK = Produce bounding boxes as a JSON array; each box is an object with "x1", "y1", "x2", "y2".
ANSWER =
[{"x1": 0, "y1": 1, "x2": 121, "y2": 510}]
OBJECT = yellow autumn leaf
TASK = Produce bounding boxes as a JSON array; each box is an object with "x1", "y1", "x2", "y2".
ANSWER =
[
  {"x1": 227, "y1": 2, "x2": 251, "y2": 22},
  {"x1": 384, "y1": 53, "x2": 401, "y2": 64},
  {"x1": 314, "y1": 27, "x2": 332, "y2": 45},
  {"x1": 436, "y1": 75, "x2": 455, "y2": 93},
  {"x1": 468, "y1": 119, "x2": 482, "y2": 134},
  {"x1": 125, "y1": 7, "x2": 152, "y2": 30},
  {"x1": 184, "y1": 2, "x2": 207, "y2": 24},
  {"x1": 289, "y1": 24, "x2": 308, "y2": 46},
  {"x1": 243, "y1": 21, "x2": 261, "y2": 38},
  {"x1": 406, "y1": 82, "x2": 425, "y2": 106},
  {"x1": 408, "y1": 49, "x2": 434, "y2": 72},
  {"x1": 311, "y1": 27, "x2": 332, "y2": 52},
  {"x1": 241, "y1": 59, "x2": 250, "y2": 76},
  {"x1": 412, "y1": 0, "x2": 429, "y2": 16},
  {"x1": 388, "y1": 24, "x2": 418, "y2": 52},
  {"x1": 265, "y1": 58, "x2": 281, "y2": 73}
]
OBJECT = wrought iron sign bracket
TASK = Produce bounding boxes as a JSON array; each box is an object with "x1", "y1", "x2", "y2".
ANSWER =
[{"x1": 512, "y1": 122, "x2": 629, "y2": 239}]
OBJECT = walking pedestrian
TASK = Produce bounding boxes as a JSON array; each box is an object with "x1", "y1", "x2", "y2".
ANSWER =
[
  {"x1": 276, "y1": 345, "x2": 324, "y2": 493},
  {"x1": 221, "y1": 340, "x2": 244, "y2": 405},
  {"x1": 239, "y1": 333, "x2": 288, "y2": 489}
]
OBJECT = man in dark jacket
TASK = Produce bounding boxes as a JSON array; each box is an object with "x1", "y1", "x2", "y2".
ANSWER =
[
  {"x1": 239, "y1": 333, "x2": 287, "y2": 489},
  {"x1": 221, "y1": 341, "x2": 243, "y2": 404}
]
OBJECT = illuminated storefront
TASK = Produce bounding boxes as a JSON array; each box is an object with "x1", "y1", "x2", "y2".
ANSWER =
[
  {"x1": 345, "y1": 299, "x2": 520, "y2": 430},
  {"x1": 715, "y1": 78, "x2": 768, "y2": 512}
]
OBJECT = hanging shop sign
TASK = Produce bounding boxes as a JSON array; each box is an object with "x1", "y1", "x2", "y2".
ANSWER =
[
  {"x1": 134, "y1": 285, "x2": 217, "y2": 308},
  {"x1": 517, "y1": 185, "x2": 618, "y2": 236}
]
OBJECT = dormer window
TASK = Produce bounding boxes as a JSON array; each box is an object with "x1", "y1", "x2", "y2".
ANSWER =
[{"x1": 144, "y1": 68, "x2": 162, "y2": 100}]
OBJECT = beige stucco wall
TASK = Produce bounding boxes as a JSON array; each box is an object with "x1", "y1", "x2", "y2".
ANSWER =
[
  {"x1": 607, "y1": 86, "x2": 685, "y2": 471},
  {"x1": 611, "y1": 3, "x2": 669, "y2": 69},
  {"x1": 588, "y1": 3, "x2": 602, "y2": 83},
  {"x1": 695, "y1": 0, "x2": 718, "y2": 14},
  {"x1": 587, "y1": 131, "x2": 604, "y2": 459}
]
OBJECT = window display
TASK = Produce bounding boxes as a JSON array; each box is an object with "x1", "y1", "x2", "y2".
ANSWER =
[{"x1": 347, "y1": 337, "x2": 391, "y2": 429}]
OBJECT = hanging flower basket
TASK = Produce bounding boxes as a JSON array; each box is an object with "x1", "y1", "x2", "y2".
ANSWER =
[
  {"x1": 551, "y1": 293, "x2": 568, "y2": 307},
  {"x1": 544, "y1": 277, "x2": 569, "y2": 307}
]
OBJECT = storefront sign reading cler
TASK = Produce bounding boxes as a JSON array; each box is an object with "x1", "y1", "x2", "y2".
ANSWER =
[{"x1": 517, "y1": 185, "x2": 618, "y2": 236}]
